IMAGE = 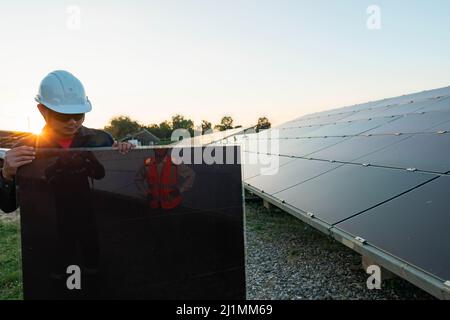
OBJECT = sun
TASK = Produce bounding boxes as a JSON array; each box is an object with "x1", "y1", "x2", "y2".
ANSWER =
[
  {"x1": 28, "y1": 118, "x2": 45, "y2": 135},
  {"x1": 29, "y1": 126, "x2": 41, "y2": 135}
]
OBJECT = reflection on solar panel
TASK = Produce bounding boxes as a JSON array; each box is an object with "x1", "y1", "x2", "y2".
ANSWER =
[
  {"x1": 218, "y1": 86, "x2": 450, "y2": 299},
  {"x1": 175, "y1": 128, "x2": 252, "y2": 146}
]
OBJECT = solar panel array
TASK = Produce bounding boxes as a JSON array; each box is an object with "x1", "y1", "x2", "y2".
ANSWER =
[{"x1": 218, "y1": 86, "x2": 450, "y2": 287}]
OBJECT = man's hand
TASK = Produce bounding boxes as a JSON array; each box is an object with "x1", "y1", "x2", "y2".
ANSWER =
[
  {"x1": 2, "y1": 146, "x2": 36, "y2": 181},
  {"x1": 112, "y1": 141, "x2": 135, "y2": 155}
]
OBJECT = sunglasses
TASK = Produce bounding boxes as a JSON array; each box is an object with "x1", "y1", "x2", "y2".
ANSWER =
[{"x1": 48, "y1": 109, "x2": 85, "y2": 122}]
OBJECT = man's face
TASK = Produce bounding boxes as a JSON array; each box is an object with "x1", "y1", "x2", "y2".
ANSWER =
[{"x1": 38, "y1": 104, "x2": 85, "y2": 137}]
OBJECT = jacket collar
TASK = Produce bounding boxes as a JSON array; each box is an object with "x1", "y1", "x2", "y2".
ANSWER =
[{"x1": 37, "y1": 125, "x2": 95, "y2": 148}]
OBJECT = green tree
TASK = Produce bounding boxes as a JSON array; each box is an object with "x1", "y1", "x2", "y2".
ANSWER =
[
  {"x1": 256, "y1": 117, "x2": 271, "y2": 132},
  {"x1": 158, "y1": 120, "x2": 173, "y2": 139},
  {"x1": 172, "y1": 114, "x2": 194, "y2": 136},
  {"x1": 104, "y1": 116, "x2": 142, "y2": 140},
  {"x1": 201, "y1": 120, "x2": 212, "y2": 134},
  {"x1": 214, "y1": 116, "x2": 234, "y2": 131},
  {"x1": 145, "y1": 121, "x2": 173, "y2": 140}
]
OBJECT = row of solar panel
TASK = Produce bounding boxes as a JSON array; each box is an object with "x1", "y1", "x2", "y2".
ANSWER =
[
  {"x1": 277, "y1": 88, "x2": 450, "y2": 129},
  {"x1": 291, "y1": 94, "x2": 450, "y2": 125},
  {"x1": 222, "y1": 87, "x2": 450, "y2": 283},
  {"x1": 271, "y1": 110, "x2": 450, "y2": 138},
  {"x1": 238, "y1": 132, "x2": 450, "y2": 174},
  {"x1": 245, "y1": 158, "x2": 449, "y2": 281},
  {"x1": 239, "y1": 137, "x2": 450, "y2": 280},
  {"x1": 210, "y1": 87, "x2": 450, "y2": 281},
  {"x1": 289, "y1": 86, "x2": 450, "y2": 120}
]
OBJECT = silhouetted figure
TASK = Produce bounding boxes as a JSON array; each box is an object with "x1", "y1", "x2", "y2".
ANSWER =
[{"x1": 135, "y1": 148, "x2": 195, "y2": 213}]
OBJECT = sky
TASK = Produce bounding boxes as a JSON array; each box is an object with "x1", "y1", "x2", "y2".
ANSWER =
[{"x1": 1, "y1": 0, "x2": 450, "y2": 133}]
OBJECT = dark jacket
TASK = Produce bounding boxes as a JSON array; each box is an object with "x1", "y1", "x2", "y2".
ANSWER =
[{"x1": 0, "y1": 126, "x2": 114, "y2": 213}]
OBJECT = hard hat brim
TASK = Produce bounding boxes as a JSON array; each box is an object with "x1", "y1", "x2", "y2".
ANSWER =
[{"x1": 35, "y1": 96, "x2": 92, "y2": 114}]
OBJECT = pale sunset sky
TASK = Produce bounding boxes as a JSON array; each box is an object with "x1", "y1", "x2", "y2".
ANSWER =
[{"x1": 1, "y1": 0, "x2": 449, "y2": 133}]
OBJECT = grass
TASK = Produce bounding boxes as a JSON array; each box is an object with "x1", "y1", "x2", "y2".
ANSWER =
[{"x1": 0, "y1": 218, "x2": 22, "y2": 300}]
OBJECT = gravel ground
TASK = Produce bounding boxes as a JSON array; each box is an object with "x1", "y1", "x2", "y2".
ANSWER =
[{"x1": 244, "y1": 199, "x2": 435, "y2": 300}]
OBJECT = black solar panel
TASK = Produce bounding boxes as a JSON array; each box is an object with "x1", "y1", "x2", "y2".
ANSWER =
[
  {"x1": 241, "y1": 152, "x2": 294, "y2": 180},
  {"x1": 357, "y1": 133, "x2": 450, "y2": 173},
  {"x1": 277, "y1": 117, "x2": 399, "y2": 140},
  {"x1": 336, "y1": 175, "x2": 450, "y2": 281},
  {"x1": 273, "y1": 164, "x2": 436, "y2": 225},
  {"x1": 337, "y1": 105, "x2": 393, "y2": 122},
  {"x1": 308, "y1": 134, "x2": 411, "y2": 163},
  {"x1": 302, "y1": 121, "x2": 359, "y2": 137},
  {"x1": 297, "y1": 113, "x2": 354, "y2": 126},
  {"x1": 278, "y1": 137, "x2": 348, "y2": 157},
  {"x1": 429, "y1": 117, "x2": 450, "y2": 132},
  {"x1": 17, "y1": 147, "x2": 246, "y2": 299},
  {"x1": 372, "y1": 100, "x2": 433, "y2": 118},
  {"x1": 332, "y1": 117, "x2": 399, "y2": 136},
  {"x1": 384, "y1": 97, "x2": 449, "y2": 116},
  {"x1": 418, "y1": 96, "x2": 450, "y2": 113},
  {"x1": 246, "y1": 159, "x2": 341, "y2": 195},
  {"x1": 366, "y1": 111, "x2": 450, "y2": 134},
  {"x1": 278, "y1": 126, "x2": 323, "y2": 138}
]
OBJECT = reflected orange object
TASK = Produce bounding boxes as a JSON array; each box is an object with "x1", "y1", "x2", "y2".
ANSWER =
[{"x1": 144, "y1": 154, "x2": 182, "y2": 210}]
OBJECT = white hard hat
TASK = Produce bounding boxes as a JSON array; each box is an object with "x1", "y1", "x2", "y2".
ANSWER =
[{"x1": 35, "y1": 70, "x2": 92, "y2": 114}]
